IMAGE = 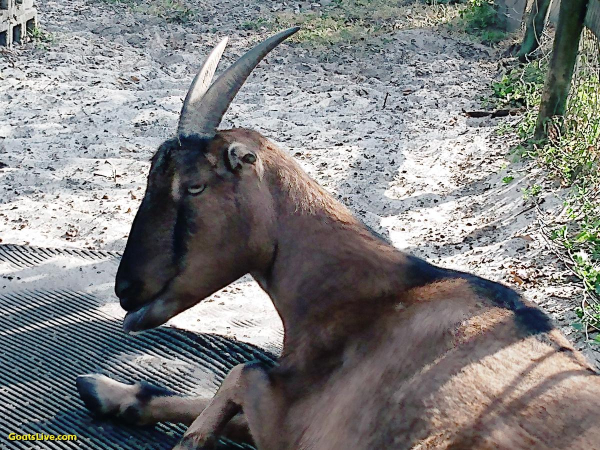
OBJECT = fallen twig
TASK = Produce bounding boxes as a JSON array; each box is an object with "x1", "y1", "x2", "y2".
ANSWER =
[{"x1": 462, "y1": 108, "x2": 525, "y2": 118}]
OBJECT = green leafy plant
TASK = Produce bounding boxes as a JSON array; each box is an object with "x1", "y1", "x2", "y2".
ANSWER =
[
  {"x1": 522, "y1": 184, "x2": 541, "y2": 199},
  {"x1": 502, "y1": 175, "x2": 514, "y2": 184},
  {"x1": 26, "y1": 26, "x2": 55, "y2": 49},
  {"x1": 492, "y1": 63, "x2": 546, "y2": 108},
  {"x1": 574, "y1": 305, "x2": 600, "y2": 341},
  {"x1": 457, "y1": 0, "x2": 506, "y2": 44},
  {"x1": 492, "y1": 62, "x2": 546, "y2": 141}
]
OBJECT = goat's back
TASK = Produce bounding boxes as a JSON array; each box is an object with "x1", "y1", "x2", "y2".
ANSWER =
[{"x1": 284, "y1": 278, "x2": 600, "y2": 449}]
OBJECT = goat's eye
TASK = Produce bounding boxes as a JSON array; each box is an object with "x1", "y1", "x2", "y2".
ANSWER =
[{"x1": 186, "y1": 184, "x2": 206, "y2": 196}]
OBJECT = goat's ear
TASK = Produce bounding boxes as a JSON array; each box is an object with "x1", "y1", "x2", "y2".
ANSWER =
[{"x1": 226, "y1": 142, "x2": 257, "y2": 171}]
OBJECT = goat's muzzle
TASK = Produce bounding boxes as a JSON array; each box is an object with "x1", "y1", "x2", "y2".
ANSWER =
[
  {"x1": 115, "y1": 279, "x2": 141, "y2": 311},
  {"x1": 121, "y1": 295, "x2": 181, "y2": 333}
]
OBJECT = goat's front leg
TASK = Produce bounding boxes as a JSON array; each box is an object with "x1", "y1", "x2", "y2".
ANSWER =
[
  {"x1": 174, "y1": 362, "x2": 283, "y2": 450},
  {"x1": 76, "y1": 374, "x2": 252, "y2": 444}
]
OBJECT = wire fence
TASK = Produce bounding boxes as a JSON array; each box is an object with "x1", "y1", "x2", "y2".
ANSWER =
[
  {"x1": 585, "y1": 0, "x2": 600, "y2": 40},
  {"x1": 555, "y1": 28, "x2": 600, "y2": 331},
  {"x1": 530, "y1": 5, "x2": 600, "y2": 333}
]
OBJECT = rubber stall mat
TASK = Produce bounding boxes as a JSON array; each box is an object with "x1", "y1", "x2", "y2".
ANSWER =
[
  {"x1": 0, "y1": 288, "x2": 275, "y2": 449},
  {"x1": 0, "y1": 244, "x2": 121, "y2": 269}
]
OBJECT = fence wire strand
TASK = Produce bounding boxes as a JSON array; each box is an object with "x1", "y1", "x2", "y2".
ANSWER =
[{"x1": 539, "y1": 25, "x2": 600, "y2": 329}]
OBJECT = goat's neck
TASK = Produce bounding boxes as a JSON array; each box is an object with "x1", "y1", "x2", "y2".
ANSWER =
[{"x1": 253, "y1": 157, "x2": 426, "y2": 370}]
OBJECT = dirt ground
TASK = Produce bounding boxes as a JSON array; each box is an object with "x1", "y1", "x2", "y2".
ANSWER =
[{"x1": 1, "y1": 0, "x2": 598, "y2": 367}]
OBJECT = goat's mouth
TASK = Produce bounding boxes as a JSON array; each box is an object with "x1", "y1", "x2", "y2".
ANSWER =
[
  {"x1": 123, "y1": 296, "x2": 178, "y2": 333},
  {"x1": 122, "y1": 286, "x2": 197, "y2": 334},
  {"x1": 120, "y1": 273, "x2": 235, "y2": 333}
]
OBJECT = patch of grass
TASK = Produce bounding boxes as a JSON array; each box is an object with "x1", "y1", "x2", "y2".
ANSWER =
[
  {"x1": 456, "y1": 0, "x2": 506, "y2": 45},
  {"x1": 27, "y1": 26, "x2": 56, "y2": 49},
  {"x1": 99, "y1": 0, "x2": 194, "y2": 23},
  {"x1": 27, "y1": 26, "x2": 54, "y2": 42},
  {"x1": 241, "y1": 18, "x2": 269, "y2": 31},
  {"x1": 248, "y1": 1, "x2": 463, "y2": 46},
  {"x1": 98, "y1": 0, "x2": 464, "y2": 46},
  {"x1": 144, "y1": 0, "x2": 195, "y2": 24},
  {"x1": 271, "y1": 12, "x2": 377, "y2": 46},
  {"x1": 100, "y1": 0, "x2": 136, "y2": 4}
]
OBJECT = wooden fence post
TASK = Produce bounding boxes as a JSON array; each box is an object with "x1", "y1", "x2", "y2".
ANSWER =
[
  {"x1": 518, "y1": 0, "x2": 553, "y2": 61},
  {"x1": 535, "y1": 0, "x2": 590, "y2": 140}
]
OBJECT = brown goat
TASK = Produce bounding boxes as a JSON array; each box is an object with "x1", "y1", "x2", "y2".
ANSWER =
[{"x1": 77, "y1": 29, "x2": 600, "y2": 449}]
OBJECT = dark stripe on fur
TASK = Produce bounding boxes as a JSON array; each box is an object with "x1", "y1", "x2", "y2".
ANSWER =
[{"x1": 405, "y1": 254, "x2": 553, "y2": 335}]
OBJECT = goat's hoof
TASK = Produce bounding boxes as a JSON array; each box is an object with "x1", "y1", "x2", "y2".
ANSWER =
[
  {"x1": 76, "y1": 374, "x2": 148, "y2": 425},
  {"x1": 77, "y1": 374, "x2": 116, "y2": 416}
]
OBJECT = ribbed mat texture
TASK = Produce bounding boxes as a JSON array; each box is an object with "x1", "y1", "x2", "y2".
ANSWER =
[{"x1": 0, "y1": 245, "x2": 274, "y2": 449}]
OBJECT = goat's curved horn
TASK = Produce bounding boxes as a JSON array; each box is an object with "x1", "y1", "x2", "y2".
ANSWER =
[
  {"x1": 177, "y1": 27, "x2": 300, "y2": 138},
  {"x1": 179, "y1": 36, "x2": 229, "y2": 123}
]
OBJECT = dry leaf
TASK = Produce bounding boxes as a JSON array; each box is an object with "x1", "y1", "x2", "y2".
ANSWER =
[{"x1": 509, "y1": 271, "x2": 525, "y2": 285}]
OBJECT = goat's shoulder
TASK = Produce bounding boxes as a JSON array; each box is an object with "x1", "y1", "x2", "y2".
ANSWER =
[{"x1": 400, "y1": 255, "x2": 553, "y2": 337}]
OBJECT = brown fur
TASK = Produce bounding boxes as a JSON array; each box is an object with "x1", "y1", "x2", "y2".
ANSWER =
[{"x1": 82, "y1": 128, "x2": 600, "y2": 449}]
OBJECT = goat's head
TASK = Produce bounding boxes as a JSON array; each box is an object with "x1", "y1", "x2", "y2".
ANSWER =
[{"x1": 115, "y1": 28, "x2": 299, "y2": 332}]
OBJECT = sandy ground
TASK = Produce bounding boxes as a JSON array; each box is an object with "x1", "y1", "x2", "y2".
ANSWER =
[{"x1": 1, "y1": 0, "x2": 598, "y2": 368}]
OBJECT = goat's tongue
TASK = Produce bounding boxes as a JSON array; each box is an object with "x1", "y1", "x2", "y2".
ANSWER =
[
  {"x1": 122, "y1": 297, "x2": 177, "y2": 333},
  {"x1": 123, "y1": 306, "x2": 153, "y2": 333}
]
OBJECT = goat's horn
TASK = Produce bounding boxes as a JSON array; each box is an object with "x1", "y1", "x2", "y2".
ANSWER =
[
  {"x1": 177, "y1": 27, "x2": 300, "y2": 138},
  {"x1": 179, "y1": 36, "x2": 229, "y2": 126}
]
